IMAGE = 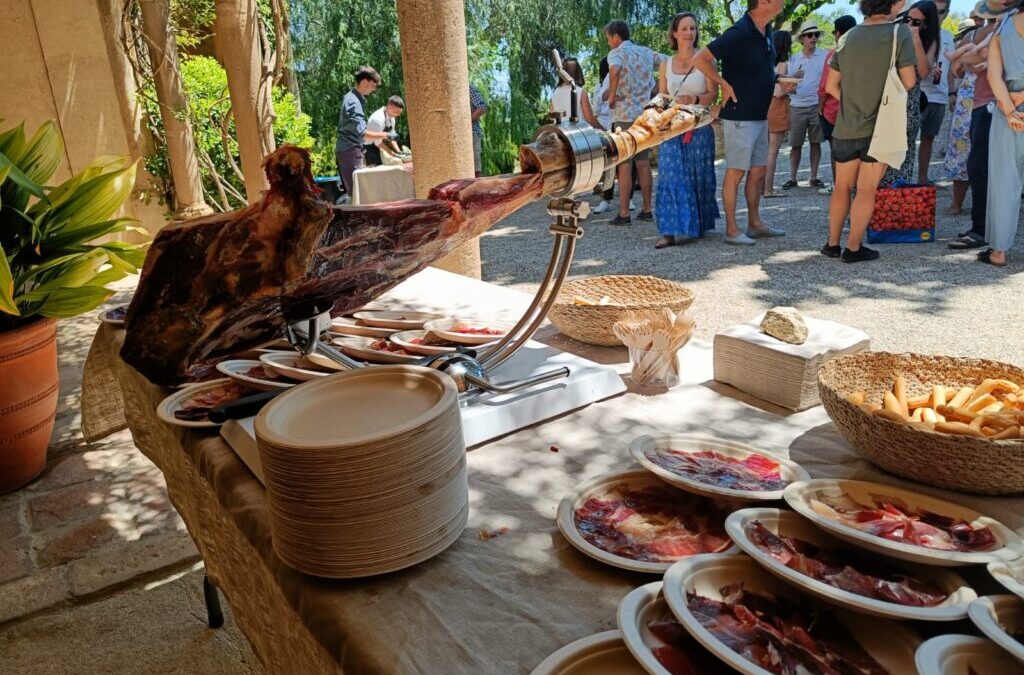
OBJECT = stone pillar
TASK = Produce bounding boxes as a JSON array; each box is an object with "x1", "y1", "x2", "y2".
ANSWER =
[
  {"x1": 139, "y1": 0, "x2": 212, "y2": 219},
  {"x1": 214, "y1": 0, "x2": 275, "y2": 202},
  {"x1": 396, "y1": 0, "x2": 482, "y2": 279}
]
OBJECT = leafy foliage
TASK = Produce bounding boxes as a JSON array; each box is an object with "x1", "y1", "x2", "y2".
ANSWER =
[{"x1": 0, "y1": 121, "x2": 147, "y2": 330}]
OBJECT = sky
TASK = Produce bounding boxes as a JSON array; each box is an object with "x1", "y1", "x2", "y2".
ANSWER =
[{"x1": 818, "y1": 0, "x2": 977, "y2": 19}]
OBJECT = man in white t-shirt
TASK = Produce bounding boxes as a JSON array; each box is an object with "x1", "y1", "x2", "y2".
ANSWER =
[
  {"x1": 784, "y1": 21, "x2": 828, "y2": 189},
  {"x1": 363, "y1": 96, "x2": 404, "y2": 166},
  {"x1": 918, "y1": 0, "x2": 955, "y2": 183}
]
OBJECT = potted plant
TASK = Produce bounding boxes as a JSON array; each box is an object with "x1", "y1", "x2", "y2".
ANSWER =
[{"x1": 0, "y1": 120, "x2": 146, "y2": 492}]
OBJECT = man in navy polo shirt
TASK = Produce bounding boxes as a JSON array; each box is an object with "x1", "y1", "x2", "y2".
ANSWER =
[{"x1": 695, "y1": 0, "x2": 788, "y2": 245}]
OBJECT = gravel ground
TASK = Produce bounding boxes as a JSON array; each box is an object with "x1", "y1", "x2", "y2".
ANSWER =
[{"x1": 480, "y1": 150, "x2": 1024, "y2": 365}]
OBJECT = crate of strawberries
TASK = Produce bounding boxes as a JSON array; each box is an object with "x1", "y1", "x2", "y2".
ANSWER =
[{"x1": 867, "y1": 183, "x2": 936, "y2": 243}]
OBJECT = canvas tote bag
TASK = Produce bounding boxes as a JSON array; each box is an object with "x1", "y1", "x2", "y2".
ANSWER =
[{"x1": 868, "y1": 25, "x2": 909, "y2": 167}]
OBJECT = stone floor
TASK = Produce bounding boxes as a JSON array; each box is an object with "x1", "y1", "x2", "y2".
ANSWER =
[{"x1": 0, "y1": 149, "x2": 1021, "y2": 672}]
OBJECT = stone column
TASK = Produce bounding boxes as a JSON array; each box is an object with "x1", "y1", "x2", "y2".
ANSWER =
[
  {"x1": 138, "y1": 0, "x2": 212, "y2": 219},
  {"x1": 214, "y1": 0, "x2": 275, "y2": 202},
  {"x1": 396, "y1": 0, "x2": 481, "y2": 279}
]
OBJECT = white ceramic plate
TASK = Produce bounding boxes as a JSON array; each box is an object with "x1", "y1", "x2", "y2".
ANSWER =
[
  {"x1": 98, "y1": 305, "x2": 128, "y2": 326},
  {"x1": 556, "y1": 469, "x2": 735, "y2": 574},
  {"x1": 726, "y1": 508, "x2": 976, "y2": 620},
  {"x1": 334, "y1": 336, "x2": 421, "y2": 364},
  {"x1": 423, "y1": 318, "x2": 514, "y2": 345},
  {"x1": 328, "y1": 316, "x2": 398, "y2": 339},
  {"x1": 351, "y1": 310, "x2": 445, "y2": 330},
  {"x1": 530, "y1": 630, "x2": 646, "y2": 675},
  {"x1": 156, "y1": 379, "x2": 241, "y2": 428},
  {"x1": 629, "y1": 434, "x2": 809, "y2": 501},
  {"x1": 990, "y1": 559, "x2": 1024, "y2": 602},
  {"x1": 915, "y1": 634, "x2": 1022, "y2": 675},
  {"x1": 783, "y1": 479, "x2": 1024, "y2": 566},
  {"x1": 389, "y1": 330, "x2": 462, "y2": 356},
  {"x1": 258, "y1": 352, "x2": 332, "y2": 381},
  {"x1": 617, "y1": 581, "x2": 732, "y2": 675},
  {"x1": 968, "y1": 595, "x2": 1024, "y2": 663},
  {"x1": 216, "y1": 359, "x2": 295, "y2": 391},
  {"x1": 662, "y1": 553, "x2": 921, "y2": 675}
]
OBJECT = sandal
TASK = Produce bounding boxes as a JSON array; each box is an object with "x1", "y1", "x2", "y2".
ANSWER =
[
  {"x1": 655, "y1": 236, "x2": 674, "y2": 249},
  {"x1": 978, "y1": 248, "x2": 1007, "y2": 267}
]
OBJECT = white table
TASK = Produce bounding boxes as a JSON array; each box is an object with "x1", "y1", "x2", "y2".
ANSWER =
[{"x1": 351, "y1": 164, "x2": 415, "y2": 204}]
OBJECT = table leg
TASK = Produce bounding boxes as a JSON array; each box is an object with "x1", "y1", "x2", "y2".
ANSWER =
[{"x1": 203, "y1": 575, "x2": 224, "y2": 629}]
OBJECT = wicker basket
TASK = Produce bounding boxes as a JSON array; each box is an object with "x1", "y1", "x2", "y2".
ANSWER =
[
  {"x1": 818, "y1": 352, "x2": 1024, "y2": 496},
  {"x1": 548, "y1": 275, "x2": 695, "y2": 346}
]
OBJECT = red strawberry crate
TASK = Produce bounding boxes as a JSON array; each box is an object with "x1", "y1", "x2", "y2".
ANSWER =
[{"x1": 867, "y1": 184, "x2": 936, "y2": 243}]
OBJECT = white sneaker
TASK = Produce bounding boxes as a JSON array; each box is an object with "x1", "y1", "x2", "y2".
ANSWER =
[
  {"x1": 628, "y1": 199, "x2": 636, "y2": 211},
  {"x1": 594, "y1": 200, "x2": 610, "y2": 214}
]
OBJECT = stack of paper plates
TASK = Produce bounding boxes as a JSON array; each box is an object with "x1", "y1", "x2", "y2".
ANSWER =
[{"x1": 254, "y1": 366, "x2": 467, "y2": 578}]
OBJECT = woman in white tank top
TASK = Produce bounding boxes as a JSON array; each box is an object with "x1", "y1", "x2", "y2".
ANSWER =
[
  {"x1": 654, "y1": 13, "x2": 720, "y2": 249},
  {"x1": 548, "y1": 58, "x2": 603, "y2": 129}
]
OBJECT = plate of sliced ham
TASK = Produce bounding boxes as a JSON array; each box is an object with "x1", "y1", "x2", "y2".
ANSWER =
[
  {"x1": 334, "y1": 336, "x2": 422, "y2": 364},
  {"x1": 783, "y1": 480, "x2": 1024, "y2": 566},
  {"x1": 351, "y1": 310, "x2": 446, "y2": 330},
  {"x1": 726, "y1": 508, "x2": 976, "y2": 621},
  {"x1": 390, "y1": 330, "x2": 473, "y2": 356},
  {"x1": 530, "y1": 630, "x2": 647, "y2": 675},
  {"x1": 663, "y1": 553, "x2": 922, "y2": 675},
  {"x1": 629, "y1": 435, "x2": 809, "y2": 501},
  {"x1": 556, "y1": 470, "x2": 735, "y2": 574},
  {"x1": 423, "y1": 318, "x2": 514, "y2": 345},
  {"x1": 216, "y1": 359, "x2": 295, "y2": 391},
  {"x1": 157, "y1": 379, "x2": 256, "y2": 428},
  {"x1": 968, "y1": 595, "x2": 1024, "y2": 663},
  {"x1": 328, "y1": 316, "x2": 398, "y2": 339},
  {"x1": 989, "y1": 559, "x2": 1024, "y2": 602},
  {"x1": 258, "y1": 352, "x2": 334, "y2": 382},
  {"x1": 617, "y1": 581, "x2": 734, "y2": 675},
  {"x1": 915, "y1": 634, "x2": 1022, "y2": 675}
]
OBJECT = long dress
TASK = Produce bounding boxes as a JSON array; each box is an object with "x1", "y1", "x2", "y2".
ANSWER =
[
  {"x1": 655, "y1": 63, "x2": 719, "y2": 238},
  {"x1": 986, "y1": 18, "x2": 1024, "y2": 252},
  {"x1": 881, "y1": 77, "x2": 922, "y2": 186},
  {"x1": 943, "y1": 72, "x2": 976, "y2": 181}
]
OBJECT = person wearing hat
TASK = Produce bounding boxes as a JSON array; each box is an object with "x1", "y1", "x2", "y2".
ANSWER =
[
  {"x1": 948, "y1": 0, "x2": 1022, "y2": 251},
  {"x1": 783, "y1": 20, "x2": 829, "y2": 189},
  {"x1": 817, "y1": 15, "x2": 859, "y2": 195},
  {"x1": 918, "y1": 0, "x2": 956, "y2": 184}
]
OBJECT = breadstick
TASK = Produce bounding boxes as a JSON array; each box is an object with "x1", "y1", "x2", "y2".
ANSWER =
[
  {"x1": 935, "y1": 421, "x2": 986, "y2": 437},
  {"x1": 967, "y1": 394, "x2": 998, "y2": 413},
  {"x1": 846, "y1": 391, "x2": 866, "y2": 406},
  {"x1": 909, "y1": 421, "x2": 936, "y2": 432},
  {"x1": 981, "y1": 426, "x2": 999, "y2": 437},
  {"x1": 969, "y1": 416, "x2": 985, "y2": 431},
  {"x1": 978, "y1": 401, "x2": 1004, "y2": 415},
  {"x1": 993, "y1": 425, "x2": 1021, "y2": 440},
  {"x1": 948, "y1": 386, "x2": 974, "y2": 408},
  {"x1": 930, "y1": 385, "x2": 947, "y2": 409},
  {"x1": 979, "y1": 413, "x2": 1016, "y2": 430},
  {"x1": 921, "y1": 408, "x2": 938, "y2": 425},
  {"x1": 873, "y1": 408, "x2": 908, "y2": 424},
  {"x1": 859, "y1": 402, "x2": 882, "y2": 413},
  {"x1": 911, "y1": 408, "x2": 924, "y2": 422},
  {"x1": 883, "y1": 391, "x2": 905, "y2": 417},
  {"x1": 937, "y1": 404, "x2": 976, "y2": 423},
  {"x1": 907, "y1": 393, "x2": 932, "y2": 410},
  {"x1": 967, "y1": 379, "x2": 1019, "y2": 406},
  {"x1": 893, "y1": 376, "x2": 908, "y2": 416}
]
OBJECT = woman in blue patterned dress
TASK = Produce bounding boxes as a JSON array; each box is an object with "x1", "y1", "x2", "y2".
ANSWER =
[{"x1": 654, "y1": 13, "x2": 720, "y2": 249}]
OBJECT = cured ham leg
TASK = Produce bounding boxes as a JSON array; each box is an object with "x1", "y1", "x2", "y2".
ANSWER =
[{"x1": 122, "y1": 101, "x2": 712, "y2": 385}]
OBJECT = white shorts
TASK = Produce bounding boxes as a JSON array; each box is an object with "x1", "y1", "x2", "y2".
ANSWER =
[{"x1": 722, "y1": 119, "x2": 769, "y2": 171}]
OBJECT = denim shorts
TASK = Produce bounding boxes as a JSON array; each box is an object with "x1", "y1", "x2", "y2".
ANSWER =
[
  {"x1": 831, "y1": 136, "x2": 878, "y2": 163},
  {"x1": 722, "y1": 119, "x2": 768, "y2": 171}
]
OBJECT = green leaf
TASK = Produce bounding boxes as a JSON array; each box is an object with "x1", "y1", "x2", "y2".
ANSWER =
[
  {"x1": 0, "y1": 150, "x2": 46, "y2": 201},
  {"x1": 41, "y1": 218, "x2": 130, "y2": 252},
  {"x1": 19, "y1": 121, "x2": 63, "y2": 185},
  {"x1": 81, "y1": 266, "x2": 129, "y2": 288},
  {"x1": 40, "y1": 160, "x2": 136, "y2": 233},
  {"x1": 96, "y1": 241, "x2": 147, "y2": 268},
  {"x1": 18, "y1": 250, "x2": 107, "y2": 301},
  {"x1": 0, "y1": 123, "x2": 26, "y2": 161},
  {"x1": 34, "y1": 286, "x2": 113, "y2": 319},
  {"x1": 0, "y1": 243, "x2": 19, "y2": 316}
]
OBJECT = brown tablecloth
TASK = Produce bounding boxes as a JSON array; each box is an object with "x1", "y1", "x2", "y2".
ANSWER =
[{"x1": 82, "y1": 268, "x2": 1024, "y2": 675}]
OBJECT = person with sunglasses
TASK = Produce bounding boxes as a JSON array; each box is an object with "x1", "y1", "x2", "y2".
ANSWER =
[
  {"x1": 918, "y1": 0, "x2": 956, "y2": 184},
  {"x1": 783, "y1": 21, "x2": 829, "y2": 190},
  {"x1": 879, "y1": 1, "x2": 936, "y2": 188}
]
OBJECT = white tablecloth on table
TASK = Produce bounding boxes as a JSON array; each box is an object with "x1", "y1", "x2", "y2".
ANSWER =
[{"x1": 351, "y1": 164, "x2": 415, "y2": 205}]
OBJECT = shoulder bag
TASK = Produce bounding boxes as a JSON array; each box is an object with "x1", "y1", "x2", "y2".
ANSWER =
[{"x1": 868, "y1": 25, "x2": 909, "y2": 168}]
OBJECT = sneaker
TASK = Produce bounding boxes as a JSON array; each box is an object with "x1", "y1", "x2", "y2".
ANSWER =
[
  {"x1": 948, "y1": 233, "x2": 987, "y2": 249},
  {"x1": 782, "y1": 180, "x2": 798, "y2": 190},
  {"x1": 820, "y1": 243, "x2": 842, "y2": 258},
  {"x1": 818, "y1": 185, "x2": 834, "y2": 195},
  {"x1": 841, "y1": 246, "x2": 880, "y2": 263},
  {"x1": 747, "y1": 225, "x2": 785, "y2": 238},
  {"x1": 628, "y1": 199, "x2": 636, "y2": 211},
  {"x1": 609, "y1": 214, "x2": 632, "y2": 226},
  {"x1": 809, "y1": 178, "x2": 826, "y2": 188},
  {"x1": 725, "y1": 232, "x2": 756, "y2": 246},
  {"x1": 637, "y1": 211, "x2": 654, "y2": 222},
  {"x1": 594, "y1": 200, "x2": 610, "y2": 214}
]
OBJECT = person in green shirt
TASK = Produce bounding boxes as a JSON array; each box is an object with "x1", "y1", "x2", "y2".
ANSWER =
[{"x1": 821, "y1": 0, "x2": 919, "y2": 263}]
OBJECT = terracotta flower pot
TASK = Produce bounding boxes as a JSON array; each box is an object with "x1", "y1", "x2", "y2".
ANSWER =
[{"x1": 0, "y1": 318, "x2": 59, "y2": 493}]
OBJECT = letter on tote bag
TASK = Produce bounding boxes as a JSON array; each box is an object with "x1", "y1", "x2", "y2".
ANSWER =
[{"x1": 868, "y1": 26, "x2": 909, "y2": 168}]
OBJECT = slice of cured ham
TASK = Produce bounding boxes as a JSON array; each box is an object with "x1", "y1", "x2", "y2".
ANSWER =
[
  {"x1": 646, "y1": 449, "x2": 787, "y2": 492},
  {"x1": 647, "y1": 611, "x2": 732, "y2": 675},
  {"x1": 572, "y1": 483, "x2": 731, "y2": 563}
]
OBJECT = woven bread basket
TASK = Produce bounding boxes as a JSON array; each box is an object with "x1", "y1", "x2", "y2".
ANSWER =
[
  {"x1": 548, "y1": 275, "x2": 695, "y2": 346},
  {"x1": 818, "y1": 352, "x2": 1024, "y2": 496}
]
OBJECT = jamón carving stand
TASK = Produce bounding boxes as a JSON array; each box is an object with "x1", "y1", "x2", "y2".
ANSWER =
[{"x1": 286, "y1": 50, "x2": 612, "y2": 396}]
